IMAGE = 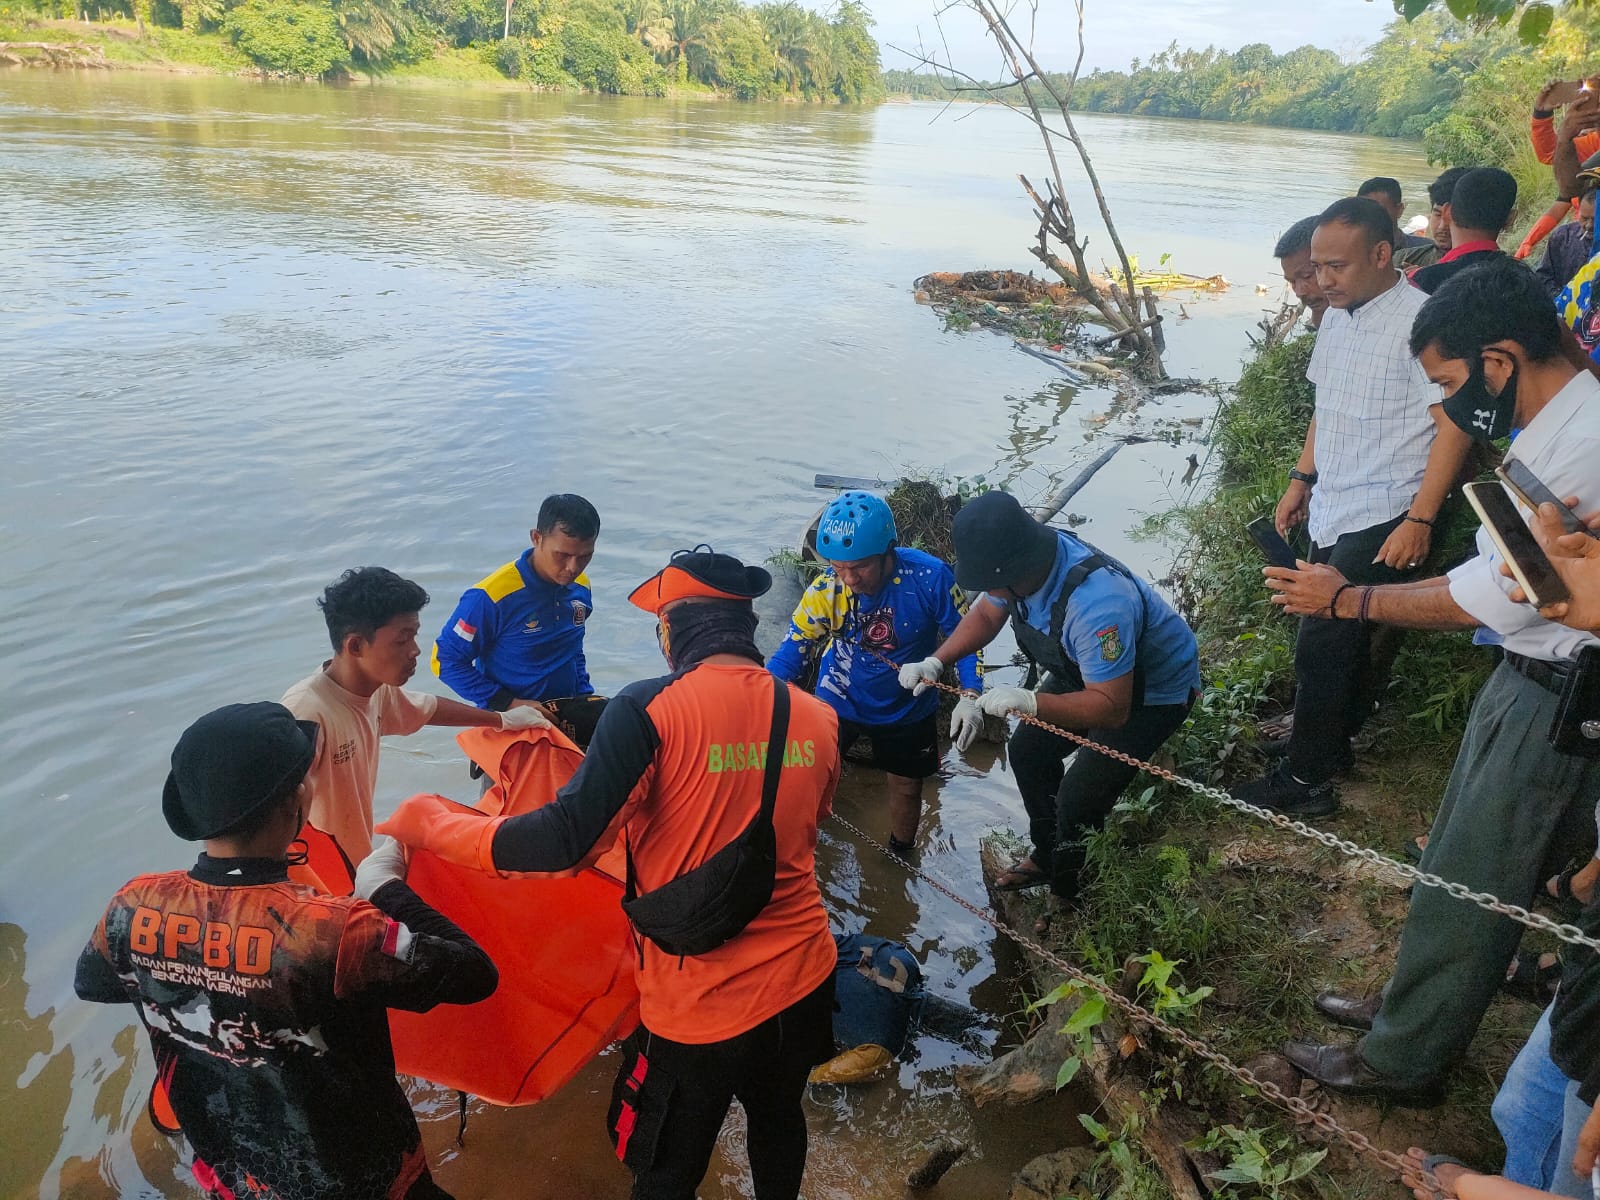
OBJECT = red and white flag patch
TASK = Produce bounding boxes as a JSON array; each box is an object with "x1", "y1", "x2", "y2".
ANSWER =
[{"x1": 453, "y1": 618, "x2": 477, "y2": 642}]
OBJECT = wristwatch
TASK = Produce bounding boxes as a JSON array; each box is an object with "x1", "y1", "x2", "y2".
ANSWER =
[{"x1": 1288, "y1": 469, "x2": 1318, "y2": 486}]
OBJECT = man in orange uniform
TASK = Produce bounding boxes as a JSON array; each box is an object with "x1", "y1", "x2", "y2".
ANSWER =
[{"x1": 382, "y1": 546, "x2": 842, "y2": 1200}]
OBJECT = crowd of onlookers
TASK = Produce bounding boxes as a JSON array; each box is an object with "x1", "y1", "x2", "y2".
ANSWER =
[{"x1": 1248, "y1": 79, "x2": 1600, "y2": 1200}]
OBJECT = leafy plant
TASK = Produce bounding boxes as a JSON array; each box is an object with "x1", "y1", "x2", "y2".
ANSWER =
[
  {"x1": 1190, "y1": 1123, "x2": 1327, "y2": 1199},
  {"x1": 223, "y1": 0, "x2": 346, "y2": 75}
]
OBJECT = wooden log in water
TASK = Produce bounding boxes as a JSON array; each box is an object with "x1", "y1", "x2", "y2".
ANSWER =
[{"x1": 1028, "y1": 442, "x2": 1125, "y2": 523}]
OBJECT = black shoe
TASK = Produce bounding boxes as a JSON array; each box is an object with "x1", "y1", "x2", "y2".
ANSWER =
[
  {"x1": 887, "y1": 834, "x2": 916, "y2": 859},
  {"x1": 1230, "y1": 761, "x2": 1340, "y2": 818},
  {"x1": 1281, "y1": 1040, "x2": 1444, "y2": 1105},
  {"x1": 1314, "y1": 991, "x2": 1382, "y2": 1031},
  {"x1": 1259, "y1": 735, "x2": 1355, "y2": 775}
]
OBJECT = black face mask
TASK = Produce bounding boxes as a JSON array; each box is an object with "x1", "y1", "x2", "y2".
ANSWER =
[{"x1": 1445, "y1": 358, "x2": 1518, "y2": 442}]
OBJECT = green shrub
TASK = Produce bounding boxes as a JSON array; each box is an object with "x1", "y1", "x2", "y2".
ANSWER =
[
  {"x1": 224, "y1": 0, "x2": 346, "y2": 74},
  {"x1": 492, "y1": 31, "x2": 524, "y2": 76}
]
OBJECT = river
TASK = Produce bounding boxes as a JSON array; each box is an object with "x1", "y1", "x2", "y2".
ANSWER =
[{"x1": 0, "y1": 72, "x2": 1432, "y2": 1200}]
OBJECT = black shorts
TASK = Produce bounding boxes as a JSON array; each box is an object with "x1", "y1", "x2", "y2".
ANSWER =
[{"x1": 838, "y1": 711, "x2": 939, "y2": 780}]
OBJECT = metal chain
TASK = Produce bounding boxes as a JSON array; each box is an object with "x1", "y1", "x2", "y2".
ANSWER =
[
  {"x1": 894, "y1": 657, "x2": 1600, "y2": 955},
  {"x1": 828, "y1": 810, "x2": 1436, "y2": 1191}
]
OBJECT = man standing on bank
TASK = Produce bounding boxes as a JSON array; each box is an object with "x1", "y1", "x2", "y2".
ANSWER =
[
  {"x1": 767, "y1": 491, "x2": 981, "y2": 855},
  {"x1": 433, "y1": 493, "x2": 607, "y2": 747},
  {"x1": 1266, "y1": 260, "x2": 1600, "y2": 1102},
  {"x1": 383, "y1": 546, "x2": 841, "y2": 1200},
  {"x1": 899, "y1": 491, "x2": 1200, "y2": 924},
  {"x1": 1231, "y1": 197, "x2": 1473, "y2": 817}
]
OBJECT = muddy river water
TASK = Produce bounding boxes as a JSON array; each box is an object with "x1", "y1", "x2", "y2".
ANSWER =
[{"x1": 0, "y1": 72, "x2": 1431, "y2": 1199}]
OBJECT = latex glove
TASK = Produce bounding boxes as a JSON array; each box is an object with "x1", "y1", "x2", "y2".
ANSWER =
[
  {"x1": 976, "y1": 686, "x2": 1037, "y2": 719},
  {"x1": 499, "y1": 704, "x2": 552, "y2": 730},
  {"x1": 898, "y1": 655, "x2": 945, "y2": 695},
  {"x1": 376, "y1": 794, "x2": 505, "y2": 876},
  {"x1": 353, "y1": 835, "x2": 408, "y2": 900},
  {"x1": 949, "y1": 694, "x2": 984, "y2": 753}
]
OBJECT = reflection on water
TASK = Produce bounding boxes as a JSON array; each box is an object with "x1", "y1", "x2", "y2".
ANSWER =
[{"x1": 0, "y1": 72, "x2": 1431, "y2": 1197}]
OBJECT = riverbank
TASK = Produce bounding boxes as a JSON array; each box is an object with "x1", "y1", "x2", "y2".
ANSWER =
[
  {"x1": 0, "y1": 12, "x2": 877, "y2": 97},
  {"x1": 963, "y1": 329, "x2": 1548, "y2": 1196}
]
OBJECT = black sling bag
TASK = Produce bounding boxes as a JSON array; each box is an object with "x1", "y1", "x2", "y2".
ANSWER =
[{"x1": 620, "y1": 676, "x2": 791, "y2": 958}]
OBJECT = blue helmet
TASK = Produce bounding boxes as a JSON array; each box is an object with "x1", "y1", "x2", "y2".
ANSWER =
[{"x1": 817, "y1": 491, "x2": 897, "y2": 562}]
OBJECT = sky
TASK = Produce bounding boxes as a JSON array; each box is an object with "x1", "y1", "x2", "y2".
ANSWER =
[{"x1": 867, "y1": 0, "x2": 1400, "y2": 77}]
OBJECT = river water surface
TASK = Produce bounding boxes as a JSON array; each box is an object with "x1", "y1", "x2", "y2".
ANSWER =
[{"x1": 0, "y1": 73, "x2": 1430, "y2": 1200}]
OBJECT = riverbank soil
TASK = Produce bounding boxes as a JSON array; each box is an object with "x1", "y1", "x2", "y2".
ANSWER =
[{"x1": 957, "y1": 331, "x2": 1538, "y2": 1197}]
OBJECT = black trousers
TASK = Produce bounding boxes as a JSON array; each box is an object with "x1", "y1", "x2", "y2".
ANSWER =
[
  {"x1": 613, "y1": 974, "x2": 834, "y2": 1200},
  {"x1": 1286, "y1": 513, "x2": 1415, "y2": 782},
  {"x1": 1010, "y1": 676, "x2": 1194, "y2": 900}
]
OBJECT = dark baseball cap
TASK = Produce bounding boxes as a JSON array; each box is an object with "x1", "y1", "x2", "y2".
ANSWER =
[
  {"x1": 951, "y1": 491, "x2": 1060, "y2": 592},
  {"x1": 628, "y1": 544, "x2": 772, "y2": 614},
  {"x1": 162, "y1": 702, "x2": 319, "y2": 840}
]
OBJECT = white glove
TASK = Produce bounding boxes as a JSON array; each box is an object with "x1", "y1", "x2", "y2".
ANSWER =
[
  {"x1": 353, "y1": 835, "x2": 408, "y2": 900},
  {"x1": 898, "y1": 655, "x2": 945, "y2": 695},
  {"x1": 499, "y1": 704, "x2": 552, "y2": 730},
  {"x1": 949, "y1": 694, "x2": 984, "y2": 753},
  {"x1": 977, "y1": 686, "x2": 1037, "y2": 719}
]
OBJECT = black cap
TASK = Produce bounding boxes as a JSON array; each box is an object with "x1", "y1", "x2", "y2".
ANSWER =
[
  {"x1": 952, "y1": 491, "x2": 1060, "y2": 592},
  {"x1": 162, "y1": 702, "x2": 319, "y2": 840},
  {"x1": 628, "y1": 544, "x2": 772, "y2": 613}
]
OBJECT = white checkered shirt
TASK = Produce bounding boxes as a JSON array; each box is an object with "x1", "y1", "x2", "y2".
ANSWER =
[{"x1": 1305, "y1": 274, "x2": 1443, "y2": 546}]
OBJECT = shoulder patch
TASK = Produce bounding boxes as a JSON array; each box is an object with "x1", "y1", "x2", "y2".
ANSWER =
[
  {"x1": 1095, "y1": 624, "x2": 1123, "y2": 662},
  {"x1": 477, "y1": 560, "x2": 526, "y2": 604}
]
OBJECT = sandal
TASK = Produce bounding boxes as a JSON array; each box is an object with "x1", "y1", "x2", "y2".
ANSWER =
[
  {"x1": 1403, "y1": 834, "x2": 1427, "y2": 864},
  {"x1": 1548, "y1": 860, "x2": 1597, "y2": 908},
  {"x1": 993, "y1": 861, "x2": 1048, "y2": 892},
  {"x1": 1502, "y1": 949, "x2": 1561, "y2": 1006}
]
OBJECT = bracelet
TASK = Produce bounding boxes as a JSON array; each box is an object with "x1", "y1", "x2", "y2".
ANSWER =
[
  {"x1": 1403, "y1": 515, "x2": 1436, "y2": 528},
  {"x1": 1360, "y1": 586, "x2": 1376, "y2": 623},
  {"x1": 1289, "y1": 468, "x2": 1318, "y2": 486},
  {"x1": 1329, "y1": 582, "x2": 1356, "y2": 620}
]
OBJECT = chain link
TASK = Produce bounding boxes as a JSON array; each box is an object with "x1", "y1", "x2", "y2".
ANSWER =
[
  {"x1": 828, "y1": 810, "x2": 1436, "y2": 1191},
  {"x1": 897, "y1": 657, "x2": 1600, "y2": 955}
]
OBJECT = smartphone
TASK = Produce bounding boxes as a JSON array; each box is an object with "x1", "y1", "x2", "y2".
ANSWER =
[
  {"x1": 1496, "y1": 460, "x2": 1597, "y2": 538},
  {"x1": 1551, "y1": 79, "x2": 1588, "y2": 107},
  {"x1": 1246, "y1": 516, "x2": 1299, "y2": 570},
  {"x1": 1464, "y1": 481, "x2": 1571, "y2": 608}
]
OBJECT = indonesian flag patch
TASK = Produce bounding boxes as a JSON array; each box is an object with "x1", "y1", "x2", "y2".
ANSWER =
[{"x1": 453, "y1": 618, "x2": 477, "y2": 642}]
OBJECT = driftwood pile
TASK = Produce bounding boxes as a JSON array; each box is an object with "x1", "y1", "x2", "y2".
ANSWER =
[{"x1": 0, "y1": 41, "x2": 108, "y2": 67}]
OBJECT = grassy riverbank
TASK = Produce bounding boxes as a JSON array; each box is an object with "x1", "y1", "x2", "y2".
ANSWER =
[{"x1": 1005, "y1": 333, "x2": 1546, "y2": 1195}]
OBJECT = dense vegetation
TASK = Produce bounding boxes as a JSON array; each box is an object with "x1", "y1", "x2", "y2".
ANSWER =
[{"x1": 6, "y1": 0, "x2": 883, "y2": 97}]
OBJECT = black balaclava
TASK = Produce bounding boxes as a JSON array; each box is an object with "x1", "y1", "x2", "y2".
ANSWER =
[{"x1": 661, "y1": 600, "x2": 762, "y2": 669}]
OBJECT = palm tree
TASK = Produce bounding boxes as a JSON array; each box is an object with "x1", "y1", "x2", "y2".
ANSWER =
[
  {"x1": 654, "y1": 0, "x2": 717, "y2": 84},
  {"x1": 334, "y1": 0, "x2": 416, "y2": 62},
  {"x1": 758, "y1": 2, "x2": 817, "y2": 94}
]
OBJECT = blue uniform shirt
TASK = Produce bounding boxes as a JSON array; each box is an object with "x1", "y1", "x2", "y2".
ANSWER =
[
  {"x1": 768, "y1": 547, "x2": 981, "y2": 727},
  {"x1": 432, "y1": 549, "x2": 593, "y2": 709},
  {"x1": 988, "y1": 531, "x2": 1200, "y2": 706}
]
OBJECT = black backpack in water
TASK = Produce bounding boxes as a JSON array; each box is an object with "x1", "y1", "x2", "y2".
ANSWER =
[{"x1": 620, "y1": 676, "x2": 791, "y2": 958}]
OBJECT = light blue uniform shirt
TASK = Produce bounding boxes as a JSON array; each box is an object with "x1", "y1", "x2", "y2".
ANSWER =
[{"x1": 987, "y1": 531, "x2": 1200, "y2": 706}]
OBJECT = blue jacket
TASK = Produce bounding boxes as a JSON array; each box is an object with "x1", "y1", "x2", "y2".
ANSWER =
[
  {"x1": 432, "y1": 549, "x2": 593, "y2": 709},
  {"x1": 768, "y1": 547, "x2": 981, "y2": 727}
]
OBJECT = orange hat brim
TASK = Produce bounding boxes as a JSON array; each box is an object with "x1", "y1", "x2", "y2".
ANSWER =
[{"x1": 628, "y1": 565, "x2": 748, "y2": 614}]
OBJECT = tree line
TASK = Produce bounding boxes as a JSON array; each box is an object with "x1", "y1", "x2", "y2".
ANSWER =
[
  {"x1": 18, "y1": 0, "x2": 883, "y2": 96},
  {"x1": 886, "y1": 8, "x2": 1600, "y2": 222}
]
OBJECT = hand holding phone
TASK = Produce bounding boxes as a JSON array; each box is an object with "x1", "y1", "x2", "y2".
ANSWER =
[
  {"x1": 1247, "y1": 516, "x2": 1299, "y2": 571},
  {"x1": 1496, "y1": 460, "x2": 1598, "y2": 538},
  {"x1": 1465, "y1": 481, "x2": 1571, "y2": 608}
]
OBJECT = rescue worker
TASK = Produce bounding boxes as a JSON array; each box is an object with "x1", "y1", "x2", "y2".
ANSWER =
[
  {"x1": 381, "y1": 546, "x2": 841, "y2": 1200},
  {"x1": 283, "y1": 566, "x2": 550, "y2": 865},
  {"x1": 74, "y1": 702, "x2": 497, "y2": 1200},
  {"x1": 900, "y1": 491, "x2": 1201, "y2": 926},
  {"x1": 767, "y1": 491, "x2": 980, "y2": 854},
  {"x1": 432, "y1": 493, "x2": 607, "y2": 746}
]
